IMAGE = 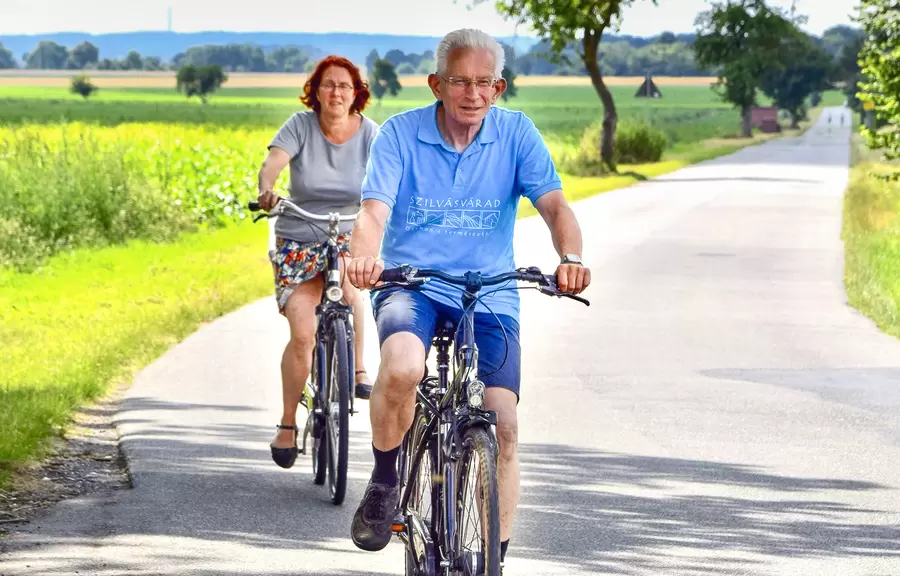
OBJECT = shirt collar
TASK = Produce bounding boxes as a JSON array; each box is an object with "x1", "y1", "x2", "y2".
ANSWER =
[{"x1": 417, "y1": 101, "x2": 500, "y2": 147}]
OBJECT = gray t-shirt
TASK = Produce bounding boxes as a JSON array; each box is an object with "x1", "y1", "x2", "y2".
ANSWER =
[{"x1": 268, "y1": 110, "x2": 379, "y2": 243}]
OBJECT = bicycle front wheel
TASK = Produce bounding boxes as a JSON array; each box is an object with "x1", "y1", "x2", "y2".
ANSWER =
[
  {"x1": 452, "y1": 425, "x2": 501, "y2": 576},
  {"x1": 325, "y1": 316, "x2": 350, "y2": 505}
]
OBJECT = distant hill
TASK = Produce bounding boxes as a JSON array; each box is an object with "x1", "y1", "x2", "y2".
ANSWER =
[
  {"x1": 0, "y1": 26, "x2": 859, "y2": 79},
  {"x1": 0, "y1": 31, "x2": 541, "y2": 65}
]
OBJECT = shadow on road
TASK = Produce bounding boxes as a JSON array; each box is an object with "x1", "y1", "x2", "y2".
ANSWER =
[
  {"x1": 512, "y1": 443, "x2": 900, "y2": 574},
  {"x1": 4, "y1": 398, "x2": 900, "y2": 575}
]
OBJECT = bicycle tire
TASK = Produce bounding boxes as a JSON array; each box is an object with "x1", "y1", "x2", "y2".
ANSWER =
[
  {"x1": 325, "y1": 317, "x2": 350, "y2": 505},
  {"x1": 311, "y1": 342, "x2": 327, "y2": 486},
  {"x1": 452, "y1": 425, "x2": 501, "y2": 576}
]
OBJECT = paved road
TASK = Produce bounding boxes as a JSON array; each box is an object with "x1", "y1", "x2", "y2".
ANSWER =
[{"x1": 3, "y1": 107, "x2": 900, "y2": 575}]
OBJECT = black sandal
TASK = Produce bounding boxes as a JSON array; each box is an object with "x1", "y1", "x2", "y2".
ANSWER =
[
  {"x1": 270, "y1": 424, "x2": 299, "y2": 469},
  {"x1": 355, "y1": 370, "x2": 373, "y2": 400}
]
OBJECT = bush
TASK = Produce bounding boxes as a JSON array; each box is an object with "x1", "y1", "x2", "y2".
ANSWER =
[
  {"x1": 561, "y1": 120, "x2": 668, "y2": 176},
  {"x1": 615, "y1": 121, "x2": 668, "y2": 164},
  {"x1": 0, "y1": 127, "x2": 192, "y2": 270},
  {"x1": 70, "y1": 74, "x2": 97, "y2": 99}
]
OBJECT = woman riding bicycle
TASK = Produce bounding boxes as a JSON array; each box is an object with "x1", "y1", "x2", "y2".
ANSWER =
[{"x1": 257, "y1": 55, "x2": 379, "y2": 469}]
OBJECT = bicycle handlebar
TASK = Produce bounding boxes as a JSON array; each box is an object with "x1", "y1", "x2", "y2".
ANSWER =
[
  {"x1": 247, "y1": 198, "x2": 358, "y2": 222},
  {"x1": 378, "y1": 264, "x2": 590, "y2": 306}
]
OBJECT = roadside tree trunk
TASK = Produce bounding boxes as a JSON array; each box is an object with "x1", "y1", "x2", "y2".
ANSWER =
[
  {"x1": 740, "y1": 105, "x2": 753, "y2": 138},
  {"x1": 582, "y1": 28, "x2": 618, "y2": 172}
]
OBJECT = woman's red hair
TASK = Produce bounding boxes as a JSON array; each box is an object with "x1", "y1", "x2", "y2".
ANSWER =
[{"x1": 300, "y1": 55, "x2": 371, "y2": 114}]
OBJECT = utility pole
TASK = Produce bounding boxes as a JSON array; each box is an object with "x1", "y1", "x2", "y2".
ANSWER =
[{"x1": 168, "y1": 7, "x2": 173, "y2": 32}]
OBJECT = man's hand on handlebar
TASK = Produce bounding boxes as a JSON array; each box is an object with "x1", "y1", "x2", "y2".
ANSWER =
[
  {"x1": 556, "y1": 262, "x2": 591, "y2": 295},
  {"x1": 257, "y1": 188, "x2": 281, "y2": 211},
  {"x1": 347, "y1": 256, "x2": 384, "y2": 289}
]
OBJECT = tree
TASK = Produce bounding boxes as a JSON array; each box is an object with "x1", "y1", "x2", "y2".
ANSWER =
[
  {"x1": 24, "y1": 40, "x2": 68, "y2": 69},
  {"x1": 837, "y1": 32, "x2": 865, "y2": 111},
  {"x1": 67, "y1": 41, "x2": 99, "y2": 69},
  {"x1": 500, "y1": 43, "x2": 518, "y2": 101},
  {"x1": 123, "y1": 50, "x2": 144, "y2": 70},
  {"x1": 365, "y1": 49, "x2": 380, "y2": 75},
  {"x1": 143, "y1": 56, "x2": 164, "y2": 71},
  {"x1": 176, "y1": 64, "x2": 228, "y2": 103},
  {"x1": 0, "y1": 43, "x2": 16, "y2": 69},
  {"x1": 693, "y1": 0, "x2": 799, "y2": 137},
  {"x1": 472, "y1": 0, "x2": 658, "y2": 172},
  {"x1": 655, "y1": 31, "x2": 678, "y2": 44},
  {"x1": 267, "y1": 46, "x2": 308, "y2": 72},
  {"x1": 70, "y1": 74, "x2": 98, "y2": 99},
  {"x1": 760, "y1": 33, "x2": 832, "y2": 128},
  {"x1": 856, "y1": 0, "x2": 900, "y2": 162},
  {"x1": 370, "y1": 58, "x2": 401, "y2": 103}
]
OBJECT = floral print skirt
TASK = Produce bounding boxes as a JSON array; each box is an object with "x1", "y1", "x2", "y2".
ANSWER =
[{"x1": 271, "y1": 234, "x2": 350, "y2": 315}]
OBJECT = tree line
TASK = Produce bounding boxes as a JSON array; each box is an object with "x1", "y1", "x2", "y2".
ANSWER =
[
  {"x1": 1, "y1": 23, "x2": 861, "y2": 80},
  {"x1": 0, "y1": 40, "x2": 320, "y2": 73}
]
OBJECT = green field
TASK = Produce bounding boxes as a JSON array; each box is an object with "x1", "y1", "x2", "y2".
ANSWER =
[
  {"x1": 0, "y1": 82, "x2": 843, "y2": 487},
  {"x1": 1, "y1": 85, "x2": 842, "y2": 145}
]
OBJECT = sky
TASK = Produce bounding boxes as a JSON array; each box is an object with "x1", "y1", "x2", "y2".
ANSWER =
[{"x1": 0, "y1": 0, "x2": 860, "y2": 38}]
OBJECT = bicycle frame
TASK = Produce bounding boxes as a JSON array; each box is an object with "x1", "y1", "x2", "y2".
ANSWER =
[{"x1": 395, "y1": 273, "x2": 499, "y2": 573}]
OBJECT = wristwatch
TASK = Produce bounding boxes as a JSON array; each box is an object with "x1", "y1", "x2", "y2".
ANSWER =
[{"x1": 561, "y1": 254, "x2": 583, "y2": 265}]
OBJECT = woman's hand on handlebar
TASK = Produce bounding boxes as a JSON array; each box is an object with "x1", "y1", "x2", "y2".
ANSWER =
[
  {"x1": 257, "y1": 188, "x2": 280, "y2": 211},
  {"x1": 347, "y1": 256, "x2": 384, "y2": 290}
]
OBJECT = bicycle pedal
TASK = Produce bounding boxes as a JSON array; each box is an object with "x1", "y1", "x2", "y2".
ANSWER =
[{"x1": 390, "y1": 511, "x2": 406, "y2": 533}]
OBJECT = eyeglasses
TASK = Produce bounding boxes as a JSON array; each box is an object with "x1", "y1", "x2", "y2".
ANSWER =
[
  {"x1": 441, "y1": 76, "x2": 497, "y2": 91},
  {"x1": 319, "y1": 82, "x2": 354, "y2": 93}
]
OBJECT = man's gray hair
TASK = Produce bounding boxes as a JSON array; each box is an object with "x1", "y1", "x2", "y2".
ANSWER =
[{"x1": 435, "y1": 28, "x2": 505, "y2": 78}]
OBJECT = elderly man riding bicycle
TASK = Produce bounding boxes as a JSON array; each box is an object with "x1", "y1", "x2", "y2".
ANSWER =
[{"x1": 346, "y1": 28, "x2": 591, "y2": 571}]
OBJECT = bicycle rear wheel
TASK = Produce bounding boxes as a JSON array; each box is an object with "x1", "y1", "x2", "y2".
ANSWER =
[
  {"x1": 452, "y1": 425, "x2": 501, "y2": 576},
  {"x1": 325, "y1": 317, "x2": 350, "y2": 505}
]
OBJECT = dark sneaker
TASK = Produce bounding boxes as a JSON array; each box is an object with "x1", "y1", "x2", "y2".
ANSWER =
[
  {"x1": 350, "y1": 480, "x2": 399, "y2": 551},
  {"x1": 355, "y1": 382, "x2": 373, "y2": 400}
]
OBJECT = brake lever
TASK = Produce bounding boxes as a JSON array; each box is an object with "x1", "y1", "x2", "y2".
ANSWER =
[{"x1": 537, "y1": 286, "x2": 590, "y2": 306}]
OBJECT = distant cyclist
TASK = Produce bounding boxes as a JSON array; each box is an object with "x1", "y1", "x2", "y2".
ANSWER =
[
  {"x1": 346, "y1": 28, "x2": 591, "y2": 569},
  {"x1": 257, "y1": 55, "x2": 379, "y2": 470}
]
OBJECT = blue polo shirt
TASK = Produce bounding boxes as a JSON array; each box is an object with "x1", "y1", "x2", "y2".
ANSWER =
[{"x1": 360, "y1": 100, "x2": 562, "y2": 319}]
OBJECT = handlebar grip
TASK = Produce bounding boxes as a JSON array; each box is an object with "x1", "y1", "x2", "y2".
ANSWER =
[
  {"x1": 380, "y1": 268, "x2": 408, "y2": 283},
  {"x1": 248, "y1": 201, "x2": 261, "y2": 211},
  {"x1": 519, "y1": 272, "x2": 547, "y2": 284}
]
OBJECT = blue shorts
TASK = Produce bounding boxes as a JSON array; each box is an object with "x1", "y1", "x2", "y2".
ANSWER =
[{"x1": 371, "y1": 287, "x2": 522, "y2": 400}]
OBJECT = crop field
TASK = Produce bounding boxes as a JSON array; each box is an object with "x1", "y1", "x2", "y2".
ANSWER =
[
  {"x1": 0, "y1": 70, "x2": 718, "y2": 88},
  {"x1": 0, "y1": 81, "x2": 844, "y2": 269},
  {"x1": 1, "y1": 83, "x2": 755, "y2": 142}
]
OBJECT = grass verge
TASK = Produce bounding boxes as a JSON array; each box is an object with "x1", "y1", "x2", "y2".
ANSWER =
[
  {"x1": 0, "y1": 222, "x2": 271, "y2": 487},
  {"x1": 842, "y1": 126, "x2": 900, "y2": 340}
]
